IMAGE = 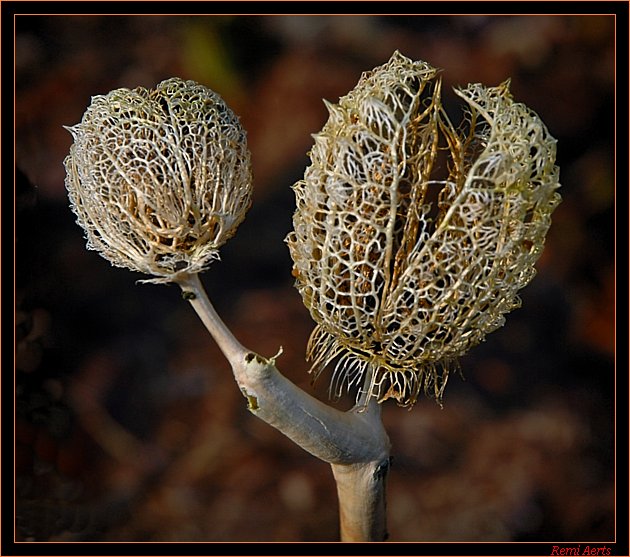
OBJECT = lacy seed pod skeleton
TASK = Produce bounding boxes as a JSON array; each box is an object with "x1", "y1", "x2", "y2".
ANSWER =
[
  {"x1": 286, "y1": 51, "x2": 561, "y2": 407},
  {"x1": 64, "y1": 78, "x2": 252, "y2": 284},
  {"x1": 62, "y1": 54, "x2": 562, "y2": 541}
]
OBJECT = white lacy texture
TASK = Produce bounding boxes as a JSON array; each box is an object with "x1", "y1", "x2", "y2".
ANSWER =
[
  {"x1": 64, "y1": 78, "x2": 252, "y2": 284},
  {"x1": 286, "y1": 51, "x2": 561, "y2": 407}
]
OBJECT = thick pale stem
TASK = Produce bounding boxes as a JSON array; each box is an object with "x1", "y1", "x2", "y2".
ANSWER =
[
  {"x1": 331, "y1": 451, "x2": 391, "y2": 542},
  {"x1": 175, "y1": 273, "x2": 391, "y2": 541}
]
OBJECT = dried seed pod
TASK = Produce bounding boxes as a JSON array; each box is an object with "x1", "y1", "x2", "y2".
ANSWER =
[
  {"x1": 64, "y1": 78, "x2": 252, "y2": 283},
  {"x1": 286, "y1": 51, "x2": 561, "y2": 407}
]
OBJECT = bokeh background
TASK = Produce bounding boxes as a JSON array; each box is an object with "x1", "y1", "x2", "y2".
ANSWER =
[{"x1": 15, "y1": 14, "x2": 616, "y2": 542}]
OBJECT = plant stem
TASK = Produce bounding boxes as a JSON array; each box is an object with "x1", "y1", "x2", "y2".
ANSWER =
[
  {"x1": 331, "y1": 452, "x2": 391, "y2": 542},
  {"x1": 175, "y1": 272, "x2": 391, "y2": 541}
]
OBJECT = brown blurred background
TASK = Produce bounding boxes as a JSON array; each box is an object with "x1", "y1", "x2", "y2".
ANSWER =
[{"x1": 15, "y1": 14, "x2": 615, "y2": 542}]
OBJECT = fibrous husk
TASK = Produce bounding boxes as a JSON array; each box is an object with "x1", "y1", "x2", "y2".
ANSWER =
[
  {"x1": 286, "y1": 51, "x2": 561, "y2": 407},
  {"x1": 64, "y1": 78, "x2": 252, "y2": 284}
]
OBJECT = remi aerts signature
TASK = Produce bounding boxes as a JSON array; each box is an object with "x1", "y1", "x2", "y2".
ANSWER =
[{"x1": 550, "y1": 545, "x2": 611, "y2": 556}]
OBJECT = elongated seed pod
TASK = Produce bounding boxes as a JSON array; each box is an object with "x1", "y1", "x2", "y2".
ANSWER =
[
  {"x1": 64, "y1": 78, "x2": 252, "y2": 284},
  {"x1": 286, "y1": 51, "x2": 561, "y2": 407}
]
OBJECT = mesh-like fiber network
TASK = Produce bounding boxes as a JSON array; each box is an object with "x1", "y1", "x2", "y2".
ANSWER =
[
  {"x1": 286, "y1": 51, "x2": 561, "y2": 407},
  {"x1": 64, "y1": 78, "x2": 252, "y2": 284}
]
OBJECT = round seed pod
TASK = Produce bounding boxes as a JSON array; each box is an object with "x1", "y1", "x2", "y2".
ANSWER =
[
  {"x1": 286, "y1": 51, "x2": 561, "y2": 407},
  {"x1": 64, "y1": 78, "x2": 252, "y2": 284}
]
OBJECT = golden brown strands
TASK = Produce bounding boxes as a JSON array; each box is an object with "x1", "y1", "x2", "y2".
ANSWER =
[{"x1": 286, "y1": 51, "x2": 561, "y2": 407}]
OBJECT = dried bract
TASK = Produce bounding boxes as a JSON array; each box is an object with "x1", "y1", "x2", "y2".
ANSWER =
[
  {"x1": 286, "y1": 51, "x2": 561, "y2": 407},
  {"x1": 64, "y1": 78, "x2": 252, "y2": 283}
]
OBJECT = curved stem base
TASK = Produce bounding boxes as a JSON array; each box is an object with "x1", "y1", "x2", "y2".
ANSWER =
[{"x1": 176, "y1": 273, "x2": 391, "y2": 541}]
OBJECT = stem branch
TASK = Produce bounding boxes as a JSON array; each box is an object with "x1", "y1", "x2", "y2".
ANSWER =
[{"x1": 175, "y1": 273, "x2": 391, "y2": 541}]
